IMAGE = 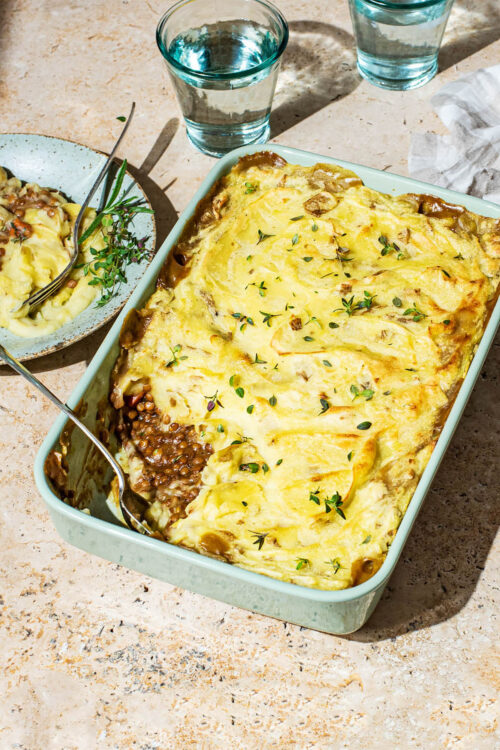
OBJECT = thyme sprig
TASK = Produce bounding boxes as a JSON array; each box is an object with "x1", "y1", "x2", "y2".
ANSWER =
[
  {"x1": 76, "y1": 159, "x2": 153, "y2": 307},
  {"x1": 403, "y1": 303, "x2": 427, "y2": 322},
  {"x1": 378, "y1": 235, "x2": 404, "y2": 259}
]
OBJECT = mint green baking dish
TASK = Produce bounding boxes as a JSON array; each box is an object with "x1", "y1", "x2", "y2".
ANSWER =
[{"x1": 34, "y1": 144, "x2": 500, "y2": 634}]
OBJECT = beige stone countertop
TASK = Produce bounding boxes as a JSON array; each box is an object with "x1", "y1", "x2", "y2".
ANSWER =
[{"x1": 1, "y1": 1, "x2": 499, "y2": 748}]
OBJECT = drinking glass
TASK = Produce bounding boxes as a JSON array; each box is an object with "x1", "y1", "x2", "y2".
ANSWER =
[
  {"x1": 157, "y1": 0, "x2": 289, "y2": 157},
  {"x1": 348, "y1": 0, "x2": 454, "y2": 90}
]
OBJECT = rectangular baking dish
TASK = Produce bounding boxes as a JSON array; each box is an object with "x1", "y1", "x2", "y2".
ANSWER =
[{"x1": 34, "y1": 144, "x2": 500, "y2": 634}]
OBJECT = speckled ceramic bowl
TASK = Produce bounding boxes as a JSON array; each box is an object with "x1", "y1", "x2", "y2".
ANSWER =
[
  {"x1": 34, "y1": 144, "x2": 500, "y2": 634},
  {"x1": 0, "y1": 133, "x2": 156, "y2": 361}
]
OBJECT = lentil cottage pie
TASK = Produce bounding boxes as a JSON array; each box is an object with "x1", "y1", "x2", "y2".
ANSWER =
[{"x1": 108, "y1": 152, "x2": 500, "y2": 591}]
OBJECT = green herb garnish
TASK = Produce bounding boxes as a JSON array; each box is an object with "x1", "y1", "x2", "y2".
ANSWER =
[
  {"x1": 291, "y1": 215, "x2": 304, "y2": 221},
  {"x1": 350, "y1": 384, "x2": 374, "y2": 401},
  {"x1": 76, "y1": 159, "x2": 153, "y2": 306},
  {"x1": 166, "y1": 344, "x2": 187, "y2": 368},
  {"x1": 257, "y1": 229, "x2": 274, "y2": 244},
  {"x1": 235, "y1": 387, "x2": 245, "y2": 398},
  {"x1": 403, "y1": 303, "x2": 427, "y2": 322},
  {"x1": 327, "y1": 558, "x2": 342, "y2": 574},
  {"x1": 324, "y1": 491, "x2": 345, "y2": 519},
  {"x1": 250, "y1": 532, "x2": 268, "y2": 550},
  {"x1": 248, "y1": 280, "x2": 267, "y2": 297},
  {"x1": 378, "y1": 235, "x2": 404, "y2": 259},
  {"x1": 311, "y1": 222, "x2": 318, "y2": 232},
  {"x1": 347, "y1": 450, "x2": 353, "y2": 461},
  {"x1": 240, "y1": 462, "x2": 260, "y2": 473},
  {"x1": 357, "y1": 421, "x2": 372, "y2": 430},
  {"x1": 247, "y1": 404, "x2": 255, "y2": 414},
  {"x1": 362, "y1": 535, "x2": 371, "y2": 544},
  {"x1": 260, "y1": 311, "x2": 281, "y2": 327},
  {"x1": 303, "y1": 256, "x2": 313, "y2": 262},
  {"x1": 319, "y1": 398, "x2": 330, "y2": 414},
  {"x1": 245, "y1": 182, "x2": 257, "y2": 193},
  {"x1": 392, "y1": 296, "x2": 402, "y2": 308},
  {"x1": 322, "y1": 360, "x2": 332, "y2": 367},
  {"x1": 296, "y1": 558, "x2": 309, "y2": 570},
  {"x1": 291, "y1": 233, "x2": 299, "y2": 245},
  {"x1": 269, "y1": 395, "x2": 277, "y2": 407}
]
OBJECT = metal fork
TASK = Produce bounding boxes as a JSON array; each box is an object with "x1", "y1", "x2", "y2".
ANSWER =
[{"x1": 14, "y1": 102, "x2": 136, "y2": 315}]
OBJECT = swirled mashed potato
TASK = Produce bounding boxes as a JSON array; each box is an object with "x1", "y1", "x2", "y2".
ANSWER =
[
  {"x1": 110, "y1": 154, "x2": 500, "y2": 590},
  {"x1": 0, "y1": 167, "x2": 105, "y2": 337}
]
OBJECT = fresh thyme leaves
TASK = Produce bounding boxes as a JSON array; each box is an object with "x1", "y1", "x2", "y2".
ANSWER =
[
  {"x1": 245, "y1": 182, "x2": 257, "y2": 193},
  {"x1": 76, "y1": 159, "x2": 153, "y2": 307},
  {"x1": 291, "y1": 233, "x2": 299, "y2": 245},
  {"x1": 311, "y1": 222, "x2": 318, "y2": 232},
  {"x1": 242, "y1": 501, "x2": 248, "y2": 506},
  {"x1": 216, "y1": 424, "x2": 225, "y2": 433},
  {"x1": 296, "y1": 558, "x2": 309, "y2": 570},
  {"x1": 350, "y1": 384, "x2": 374, "y2": 401},
  {"x1": 333, "y1": 291, "x2": 375, "y2": 316},
  {"x1": 327, "y1": 558, "x2": 342, "y2": 574},
  {"x1": 116, "y1": 115, "x2": 126, "y2": 122},
  {"x1": 262, "y1": 463, "x2": 270, "y2": 473},
  {"x1": 303, "y1": 335, "x2": 314, "y2": 342},
  {"x1": 322, "y1": 360, "x2": 332, "y2": 367},
  {"x1": 392, "y1": 296, "x2": 403, "y2": 308},
  {"x1": 347, "y1": 450, "x2": 353, "y2": 461},
  {"x1": 443, "y1": 319, "x2": 451, "y2": 325},
  {"x1": 329, "y1": 321, "x2": 339, "y2": 329},
  {"x1": 247, "y1": 404, "x2": 255, "y2": 414},
  {"x1": 310, "y1": 488, "x2": 345, "y2": 518},
  {"x1": 324, "y1": 491, "x2": 345, "y2": 518},
  {"x1": 303, "y1": 256, "x2": 313, "y2": 262},
  {"x1": 357, "y1": 421, "x2": 372, "y2": 430},
  {"x1": 309, "y1": 488, "x2": 321, "y2": 505},
  {"x1": 229, "y1": 375, "x2": 237, "y2": 387},
  {"x1": 269, "y1": 395, "x2": 277, "y2": 407},
  {"x1": 335, "y1": 246, "x2": 353, "y2": 264},
  {"x1": 204, "y1": 390, "x2": 223, "y2": 412},
  {"x1": 403, "y1": 303, "x2": 427, "y2": 322},
  {"x1": 166, "y1": 344, "x2": 187, "y2": 368},
  {"x1": 291, "y1": 215, "x2": 304, "y2": 221},
  {"x1": 232, "y1": 312, "x2": 255, "y2": 331},
  {"x1": 253, "y1": 353, "x2": 267, "y2": 364},
  {"x1": 319, "y1": 397, "x2": 330, "y2": 414},
  {"x1": 231, "y1": 435, "x2": 252, "y2": 445},
  {"x1": 276, "y1": 458, "x2": 283, "y2": 466},
  {"x1": 235, "y1": 387, "x2": 245, "y2": 398},
  {"x1": 250, "y1": 531, "x2": 268, "y2": 550},
  {"x1": 248, "y1": 280, "x2": 267, "y2": 297},
  {"x1": 454, "y1": 253, "x2": 464, "y2": 260},
  {"x1": 304, "y1": 315, "x2": 321, "y2": 328},
  {"x1": 240, "y1": 462, "x2": 260, "y2": 473},
  {"x1": 357, "y1": 290, "x2": 376, "y2": 311},
  {"x1": 378, "y1": 235, "x2": 404, "y2": 259},
  {"x1": 260, "y1": 310, "x2": 281, "y2": 327},
  {"x1": 362, "y1": 535, "x2": 372, "y2": 544},
  {"x1": 257, "y1": 229, "x2": 274, "y2": 244},
  {"x1": 442, "y1": 269, "x2": 451, "y2": 278}
]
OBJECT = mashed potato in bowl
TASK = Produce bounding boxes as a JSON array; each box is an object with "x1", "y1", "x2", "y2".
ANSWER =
[{"x1": 0, "y1": 166, "x2": 106, "y2": 337}]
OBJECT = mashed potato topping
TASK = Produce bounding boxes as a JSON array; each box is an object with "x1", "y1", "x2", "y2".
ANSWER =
[
  {"x1": 110, "y1": 154, "x2": 500, "y2": 590},
  {"x1": 0, "y1": 166, "x2": 106, "y2": 337}
]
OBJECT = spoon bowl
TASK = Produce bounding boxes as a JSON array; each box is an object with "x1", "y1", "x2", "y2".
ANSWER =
[{"x1": 0, "y1": 343, "x2": 153, "y2": 536}]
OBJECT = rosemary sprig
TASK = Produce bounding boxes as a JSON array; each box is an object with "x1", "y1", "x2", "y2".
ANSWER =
[{"x1": 76, "y1": 159, "x2": 153, "y2": 306}]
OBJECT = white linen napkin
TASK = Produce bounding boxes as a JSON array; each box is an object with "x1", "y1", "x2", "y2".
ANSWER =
[{"x1": 408, "y1": 64, "x2": 500, "y2": 204}]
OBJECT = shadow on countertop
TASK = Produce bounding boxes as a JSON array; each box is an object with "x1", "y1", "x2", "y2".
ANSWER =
[
  {"x1": 270, "y1": 20, "x2": 360, "y2": 139},
  {"x1": 349, "y1": 336, "x2": 500, "y2": 643},
  {"x1": 439, "y1": 0, "x2": 500, "y2": 72}
]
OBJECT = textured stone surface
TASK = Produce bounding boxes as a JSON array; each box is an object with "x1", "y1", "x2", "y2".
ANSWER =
[{"x1": 0, "y1": 1, "x2": 499, "y2": 748}]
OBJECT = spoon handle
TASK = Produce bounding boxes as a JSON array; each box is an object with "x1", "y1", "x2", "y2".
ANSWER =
[{"x1": 0, "y1": 343, "x2": 126, "y2": 496}]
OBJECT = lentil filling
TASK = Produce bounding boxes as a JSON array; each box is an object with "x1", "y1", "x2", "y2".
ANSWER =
[{"x1": 116, "y1": 384, "x2": 213, "y2": 526}]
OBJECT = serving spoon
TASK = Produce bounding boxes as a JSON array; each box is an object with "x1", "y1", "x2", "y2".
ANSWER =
[
  {"x1": 0, "y1": 343, "x2": 153, "y2": 536},
  {"x1": 13, "y1": 102, "x2": 136, "y2": 315}
]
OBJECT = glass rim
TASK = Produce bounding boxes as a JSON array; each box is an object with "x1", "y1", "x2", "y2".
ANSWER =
[
  {"x1": 352, "y1": 0, "x2": 450, "y2": 9},
  {"x1": 156, "y1": 0, "x2": 289, "y2": 81}
]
